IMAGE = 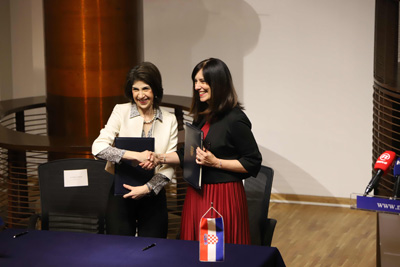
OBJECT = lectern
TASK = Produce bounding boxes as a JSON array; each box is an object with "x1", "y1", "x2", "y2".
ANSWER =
[{"x1": 351, "y1": 194, "x2": 400, "y2": 266}]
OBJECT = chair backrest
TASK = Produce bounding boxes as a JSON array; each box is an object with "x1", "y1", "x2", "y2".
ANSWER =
[
  {"x1": 244, "y1": 165, "x2": 274, "y2": 245},
  {"x1": 38, "y1": 158, "x2": 113, "y2": 234}
]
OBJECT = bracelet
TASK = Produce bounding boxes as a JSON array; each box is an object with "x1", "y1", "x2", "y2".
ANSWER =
[{"x1": 218, "y1": 159, "x2": 222, "y2": 169}]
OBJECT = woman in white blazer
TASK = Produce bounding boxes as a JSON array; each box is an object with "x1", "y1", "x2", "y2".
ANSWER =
[{"x1": 92, "y1": 62, "x2": 178, "y2": 238}]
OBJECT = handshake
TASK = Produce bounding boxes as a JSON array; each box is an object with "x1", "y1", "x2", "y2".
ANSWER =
[
  {"x1": 131, "y1": 147, "x2": 219, "y2": 170},
  {"x1": 122, "y1": 150, "x2": 164, "y2": 170},
  {"x1": 136, "y1": 151, "x2": 165, "y2": 170}
]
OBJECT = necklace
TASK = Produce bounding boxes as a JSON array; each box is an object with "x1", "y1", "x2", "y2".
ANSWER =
[{"x1": 143, "y1": 110, "x2": 156, "y2": 124}]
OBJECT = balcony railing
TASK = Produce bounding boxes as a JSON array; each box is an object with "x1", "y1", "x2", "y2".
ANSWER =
[{"x1": 0, "y1": 95, "x2": 191, "y2": 239}]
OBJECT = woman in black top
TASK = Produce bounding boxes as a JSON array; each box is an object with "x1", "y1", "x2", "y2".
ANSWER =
[{"x1": 146, "y1": 58, "x2": 262, "y2": 244}]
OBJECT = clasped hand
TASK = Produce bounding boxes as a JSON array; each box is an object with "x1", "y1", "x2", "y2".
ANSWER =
[
  {"x1": 139, "y1": 152, "x2": 161, "y2": 170},
  {"x1": 138, "y1": 147, "x2": 219, "y2": 170}
]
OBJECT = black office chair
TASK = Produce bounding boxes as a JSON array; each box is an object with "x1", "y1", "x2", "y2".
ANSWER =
[
  {"x1": 244, "y1": 165, "x2": 277, "y2": 246},
  {"x1": 29, "y1": 158, "x2": 113, "y2": 234}
]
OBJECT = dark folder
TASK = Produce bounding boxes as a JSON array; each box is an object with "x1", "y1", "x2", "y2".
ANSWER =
[
  {"x1": 114, "y1": 137, "x2": 155, "y2": 195},
  {"x1": 183, "y1": 123, "x2": 203, "y2": 189}
]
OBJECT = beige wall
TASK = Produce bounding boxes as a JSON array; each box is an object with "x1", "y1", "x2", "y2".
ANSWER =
[
  {"x1": 144, "y1": 0, "x2": 375, "y2": 199},
  {"x1": 1, "y1": 0, "x2": 376, "y2": 199}
]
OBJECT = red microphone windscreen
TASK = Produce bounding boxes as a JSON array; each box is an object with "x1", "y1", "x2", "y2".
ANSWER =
[{"x1": 374, "y1": 151, "x2": 396, "y2": 174}]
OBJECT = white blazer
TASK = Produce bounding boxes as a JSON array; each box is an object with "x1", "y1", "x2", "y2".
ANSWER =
[{"x1": 92, "y1": 103, "x2": 178, "y2": 180}]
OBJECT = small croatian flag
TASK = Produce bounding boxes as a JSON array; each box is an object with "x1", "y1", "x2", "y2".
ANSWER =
[{"x1": 199, "y1": 207, "x2": 224, "y2": 262}]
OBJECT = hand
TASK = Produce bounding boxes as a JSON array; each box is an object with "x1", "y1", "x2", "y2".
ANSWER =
[
  {"x1": 123, "y1": 184, "x2": 150, "y2": 199},
  {"x1": 139, "y1": 152, "x2": 159, "y2": 170},
  {"x1": 152, "y1": 153, "x2": 163, "y2": 166},
  {"x1": 136, "y1": 150, "x2": 152, "y2": 163},
  {"x1": 123, "y1": 150, "x2": 153, "y2": 169},
  {"x1": 138, "y1": 151, "x2": 156, "y2": 170},
  {"x1": 196, "y1": 147, "x2": 219, "y2": 168}
]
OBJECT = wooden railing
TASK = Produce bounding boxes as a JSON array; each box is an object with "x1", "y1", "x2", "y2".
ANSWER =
[{"x1": 0, "y1": 95, "x2": 191, "y2": 238}]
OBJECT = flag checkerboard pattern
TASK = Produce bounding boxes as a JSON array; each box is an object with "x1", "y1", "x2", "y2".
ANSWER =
[{"x1": 199, "y1": 217, "x2": 224, "y2": 262}]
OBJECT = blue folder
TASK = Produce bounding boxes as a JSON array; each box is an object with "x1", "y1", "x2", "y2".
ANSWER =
[
  {"x1": 114, "y1": 137, "x2": 154, "y2": 195},
  {"x1": 183, "y1": 123, "x2": 203, "y2": 189}
]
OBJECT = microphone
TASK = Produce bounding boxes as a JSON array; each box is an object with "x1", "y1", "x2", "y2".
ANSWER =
[
  {"x1": 393, "y1": 158, "x2": 400, "y2": 198},
  {"x1": 364, "y1": 151, "x2": 396, "y2": 196}
]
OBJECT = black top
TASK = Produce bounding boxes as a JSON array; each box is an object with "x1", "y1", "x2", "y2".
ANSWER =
[{"x1": 177, "y1": 107, "x2": 262, "y2": 184}]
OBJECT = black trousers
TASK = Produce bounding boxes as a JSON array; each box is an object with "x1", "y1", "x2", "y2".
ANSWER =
[{"x1": 105, "y1": 185, "x2": 168, "y2": 238}]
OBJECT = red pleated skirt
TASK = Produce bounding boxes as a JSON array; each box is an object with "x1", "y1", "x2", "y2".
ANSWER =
[{"x1": 179, "y1": 181, "x2": 250, "y2": 245}]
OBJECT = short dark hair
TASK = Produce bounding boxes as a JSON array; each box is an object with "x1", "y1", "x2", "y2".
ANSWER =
[
  {"x1": 190, "y1": 58, "x2": 242, "y2": 122},
  {"x1": 124, "y1": 62, "x2": 163, "y2": 108}
]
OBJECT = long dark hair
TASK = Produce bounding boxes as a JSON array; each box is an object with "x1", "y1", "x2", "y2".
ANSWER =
[
  {"x1": 124, "y1": 62, "x2": 163, "y2": 108},
  {"x1": 190, "y1": 58, "x2": 242, "y2": 122}
]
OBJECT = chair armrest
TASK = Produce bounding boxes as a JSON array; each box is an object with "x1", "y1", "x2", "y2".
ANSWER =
[{"x1": 28, "y1": 214, "x2": 41, "y2": 230}]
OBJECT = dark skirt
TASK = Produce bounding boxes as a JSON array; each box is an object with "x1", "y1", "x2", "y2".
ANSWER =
[{"x1": 180, "y1": 181, "x2": 250, "y2": 245}]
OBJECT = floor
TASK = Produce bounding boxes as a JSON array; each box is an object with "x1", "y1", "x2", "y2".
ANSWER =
[{"x1": 268, "y1": 202, "x2": 376, "y2": 267}]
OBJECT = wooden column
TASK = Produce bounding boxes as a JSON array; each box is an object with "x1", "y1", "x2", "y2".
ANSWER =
[
  {"x1": 373, "y1": 0, "x2": 400, "y2": 196},
  {"x1": 43, "y1": 0, "x2": 143, "y2": 154}
]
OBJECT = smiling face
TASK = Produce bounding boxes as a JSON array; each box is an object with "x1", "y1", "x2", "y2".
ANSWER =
[
  {"x1": 194, "y1": 69, "x2": 211, "y2": 103},
  {"x1": 132, "y1": 80, "x2": 154, "y2": 112}
]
